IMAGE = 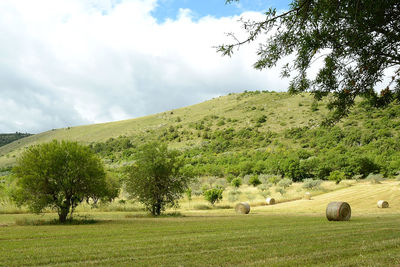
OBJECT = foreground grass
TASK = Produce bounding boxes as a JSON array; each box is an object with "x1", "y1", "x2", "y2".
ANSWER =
[{"x1": 0, "y1": 212, "x2": 399, "y2": 266}]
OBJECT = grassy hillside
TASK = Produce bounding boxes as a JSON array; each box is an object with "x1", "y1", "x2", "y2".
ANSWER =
[
  {"x1": 1, "y1": 91, "x2": 400, "y2": 181},
  {"x1": 0, "y1": 91, "x2": 322, "y2": 157}
]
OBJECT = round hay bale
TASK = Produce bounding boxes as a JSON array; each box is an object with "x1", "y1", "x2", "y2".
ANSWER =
[
  {"x1": 304, "y1": 192, "x2": 311, "y2": 200},
  {"x1": 266, "y1": 197, "x2": 275, "y2": 205},
  {"x1": 377, "y1": 200, "x2": 389, "y2": 208},
  {"x1": 235, "y1": 202, "x2": 250, "y2": 214},
  {"x1": 326, "y1": 202, "x2": 351, "y2": 221}
]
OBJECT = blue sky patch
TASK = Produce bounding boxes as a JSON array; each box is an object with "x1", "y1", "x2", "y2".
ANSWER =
[{"x1": 151, "y1": 0, "x2": 291, "y2": 22}]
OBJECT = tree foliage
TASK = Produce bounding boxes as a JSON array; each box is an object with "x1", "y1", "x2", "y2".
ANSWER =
[
  {"x1": 12, "y1": 140, "x2": 118, "y2": 222},
  {"x1": 124, "y1": 142, "x2": 191, "y2": 216},
  {"x1": 220, "y1": 0, "x2": 400, "y2": 122},
  {"x1": 203, "y1": 186, "x2": 224, "y2": 205}
]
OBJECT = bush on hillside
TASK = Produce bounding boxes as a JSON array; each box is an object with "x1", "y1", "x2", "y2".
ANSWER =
[
  {"x1": 249, "y1": 175, "x2": 262, "y2": 187},
  {"x1": 302, "y1": 178, "x2": 323, "y2": 190},
  {"x1": 278, "y1": 178, "x2": 293, "y2": 189},
  {"x1": 231, "y1": 177, "x2": 242, "y2": 188}
]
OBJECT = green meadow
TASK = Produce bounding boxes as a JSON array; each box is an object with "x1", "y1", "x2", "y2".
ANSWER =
[{"x1": 1, "y1": 180, "x2": 400, "y2": 266}]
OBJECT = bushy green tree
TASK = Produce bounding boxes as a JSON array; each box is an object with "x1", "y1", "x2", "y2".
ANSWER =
[
  {"x1": 203, "y1": 186, "x2": 224, "y2": 205},
  {"x1": 125, "y1": 142, "x2": 191, "y2": 216},
  {"x1": 328, "y1": 170, "x2": 346, "y2": 184},
  {"x1": 221, "y1": 0, "x2": 400, "y2": 122},
  {"x1": 12, "y1": 140, "x2": 118, "y2": 222},
  {"x1": 248, "y1": 175, "x2": 261, "y2": 187},
  {"x1": 231, "y1": 177, "x2": 242, "y2": 188}
]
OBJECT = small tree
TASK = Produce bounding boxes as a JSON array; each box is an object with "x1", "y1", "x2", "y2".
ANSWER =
[
  {"x1": 231, "y1": 177, "x2": 242, "y2": 188},
  {"x1": 329, "y1": 170, "x2": 346, "y2": 184},
  {"x1": 125, "y1": 142, "x2": 191, "y2": 216},
  {"x1": 249, "y1": 175, "x2": 262, "y2": 187},
  {"x1": 203, "y1": 186, "x2": 224, "y2": 205},
  {"x1": 12, "y1": 140, "x2": 118, "y2": 222}
]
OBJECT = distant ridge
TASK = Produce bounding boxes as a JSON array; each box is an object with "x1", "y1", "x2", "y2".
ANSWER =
[{"x1": 0, "y1": 133, "x2": 32, "y2": 148}]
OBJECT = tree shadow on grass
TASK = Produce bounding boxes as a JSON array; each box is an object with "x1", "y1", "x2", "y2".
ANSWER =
[
  {"x1": 125, "y1": 211, "x2": 185, "y2": 219},
  {"x1": 14, "y1": 215, "x2": 104, "y2": 226}
]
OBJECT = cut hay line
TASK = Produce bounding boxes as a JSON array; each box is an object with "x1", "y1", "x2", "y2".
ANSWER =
[
  {"x1": 235, "y1": 202, "x2": 250, "y2": 214},
  {"x1": 326, "y1": 202, "x2": 351, "y2": 221},
  {"x1": 377, "y1": 200, "x2": 389, "y2": 208},
  {"x1": 266, "y1": 197, "x2": 275, "y2": 205}
]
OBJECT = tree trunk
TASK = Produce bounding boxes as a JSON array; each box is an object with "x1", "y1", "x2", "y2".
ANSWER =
[
  {"x1": 58, "y1": 203, "x2": 71, "y2": 223},
  {"x1": 151, "y1": 201, "x2": 162, "y2": 216}
]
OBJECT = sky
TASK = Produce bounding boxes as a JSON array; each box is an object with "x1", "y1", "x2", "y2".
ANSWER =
[{"x1": 0, "y1": 0, "x2": 292, "y2": 134}]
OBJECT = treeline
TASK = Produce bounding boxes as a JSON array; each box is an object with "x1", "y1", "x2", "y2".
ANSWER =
[
  {"x1": 90, "y1": 100, "x2": 400, "y2": 181},
  {"x1": 0, "y1": 132, "x2": 32, "y2": 147}
]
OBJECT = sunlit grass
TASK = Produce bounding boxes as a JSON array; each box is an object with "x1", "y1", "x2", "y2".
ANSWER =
[
  {"x1": 1, "y1": 181, "x2": 400, "y2": 266},
  {"x1": 0, "y1": 212, "x2": 399, "y2": 266}
]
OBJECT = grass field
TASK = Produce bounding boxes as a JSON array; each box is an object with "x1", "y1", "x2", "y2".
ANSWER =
[
  {"x1": 1, "y1": 180, "x2": 400, "y2": 266},
  {"x1": 1, "y1": 213, "x2": 400, "y2": 266}
]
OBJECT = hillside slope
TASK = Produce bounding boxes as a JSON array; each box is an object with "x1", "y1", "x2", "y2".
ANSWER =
[
  {"x1": 1, "y1": 91, "x2": 400, "y2": 181},
  {"x1": 0, "y1": 92, "x2": 325, "y2": 165}
]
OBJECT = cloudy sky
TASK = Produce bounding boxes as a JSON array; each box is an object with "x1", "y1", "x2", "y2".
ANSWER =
[{"x1": 0, "y1": 0, "x2": 291, "y2": 134}]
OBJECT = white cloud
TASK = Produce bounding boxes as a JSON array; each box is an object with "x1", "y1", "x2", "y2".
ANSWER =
[{"x1": 0, "y1": 0, "x2": 289, "y2": 133}]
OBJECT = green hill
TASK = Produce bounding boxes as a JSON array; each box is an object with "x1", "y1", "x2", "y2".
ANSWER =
[
  {"x1": 0, "y1": 91, "x2": 323, "y2": 164},
  {"x1": 1, "y1": 91, "x2": 400, "y2": 181},
  {"x1": 0, "y1": 133, "x2": 32, "y2": 148}
]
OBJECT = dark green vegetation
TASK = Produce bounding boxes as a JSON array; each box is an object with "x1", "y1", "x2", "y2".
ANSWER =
[
  {"x1": 221, "y1": 0, "x2": 400, "y2": 122},
  {"x1": 0, "y1": 133, "x2": 31, "y2": 147},
  {"x1": 124, "y1": 142, "x2": 191, "y2": 216},
  {"x1": 12, "y1": 140, "x2": 119, "y2": 222},
  {"x1": 0, "y1": 213, "x2": 399, "y2": 266}
]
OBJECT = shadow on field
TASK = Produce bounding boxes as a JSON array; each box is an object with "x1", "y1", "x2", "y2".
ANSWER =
[
  {"x1": 14, "y1": 215, "x2": 104, "y2": 226},
  {"x1": 125, "y1": 211, "x2": 185, "y2": 219}
]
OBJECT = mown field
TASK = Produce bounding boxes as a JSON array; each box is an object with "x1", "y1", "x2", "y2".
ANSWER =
[
  {"x1": 1, "y1": 213, "x2": 400, "y2": 266},
  {"x1": 1, "y1": 181, "x2": 399, "y2": 266}
]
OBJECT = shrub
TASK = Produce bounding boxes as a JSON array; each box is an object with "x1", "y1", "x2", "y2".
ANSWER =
[
  {"x1": 278, "y1": 178, "x2": 293, "y2": 188},
  {"x1": 257, "y1": 184, "x2": 271, "y2": 198},
  {"x1": 311, "y1": 101, "x2": 319, "y2": 111},
  {"x1": 268, "y1": 175, "x2": 281, "y2": 185},
  {"x1": 328, "y1": 170, "x2": 346, "y2": 184},
  {"x1": 257, "y1": 115, "x2": 267, "y2": 123},
  {"x1": 249, "y1": 175, "x2": 262, "y2": 187},
  {"x1": 366, "y1": 173, "x2": 384, "y2": 184},
  {"x1": 226, "y1": 174, "x2": 235, "y2": 183},
  {"x1": 231, "y1": 177, "x2": 242, "y2": 188},
  {"x1": 203, "y1": 186, "x2": 224, "y2": 205},
  {"x1": 228, "y1": 190, "x2": 241, "y2": 202},
  {"x1": 302, "y1": 178, "x2": 323, "y2": 190},
  {"x1": 275, "y1": 187, "x2": 286, "y2": 195}
]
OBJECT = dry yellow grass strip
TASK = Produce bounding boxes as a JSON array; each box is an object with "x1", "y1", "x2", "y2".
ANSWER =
[{"x1": 254, "y1": 181, "x2": 400, "y2": 216}]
